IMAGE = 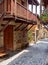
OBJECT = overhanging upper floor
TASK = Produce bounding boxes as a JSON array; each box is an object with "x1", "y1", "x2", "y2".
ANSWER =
[{"x1": 0, "y1": 0, "x2": 39, "y2": 25}]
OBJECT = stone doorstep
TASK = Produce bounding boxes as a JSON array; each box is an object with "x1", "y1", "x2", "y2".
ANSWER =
[{"x1": 0, "y1": 52, "x2": 8, "y2": 58}]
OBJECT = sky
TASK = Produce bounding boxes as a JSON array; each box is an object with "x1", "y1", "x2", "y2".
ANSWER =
[{"x1": 29, "y1": 0, "x2": 40, "y2": 15}]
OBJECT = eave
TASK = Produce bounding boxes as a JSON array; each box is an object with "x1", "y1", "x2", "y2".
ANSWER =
[
  {"x1": 3, "y1": 15, "x2": 37, "y2": 25},
  {"x1": 28, "y1": 0, "x2": 39, "y2": 5}
]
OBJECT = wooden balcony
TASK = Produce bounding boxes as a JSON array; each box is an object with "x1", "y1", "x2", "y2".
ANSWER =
[
  {"x1": 16, "y1": 2, "x2": 37, "y2": 21},
  {"x1": 0, "y1": 1, "x2": 38, "y2": 23}
]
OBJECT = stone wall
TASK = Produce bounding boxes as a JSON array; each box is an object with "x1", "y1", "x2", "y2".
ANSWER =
[
  {"x1": 13, "y1": 23, "x2": 28, "y2": 51},
  {"x1": 13, "y1": 30, "x2": 28, "y2": 50}
]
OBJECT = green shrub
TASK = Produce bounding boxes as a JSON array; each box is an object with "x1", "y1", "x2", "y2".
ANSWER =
[
  {"x1": 27, "y1": 30, "x2": 33, "y2": 42},
  {"x1": 40, "y1": 9, "x2": 48, "y2": 22}
]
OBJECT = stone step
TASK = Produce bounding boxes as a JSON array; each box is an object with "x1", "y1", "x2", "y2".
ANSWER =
[{"x1": 0, "y1": 52, "x2": 8, "y2": 58}]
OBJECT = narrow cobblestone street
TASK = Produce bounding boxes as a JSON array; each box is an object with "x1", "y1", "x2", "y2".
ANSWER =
[
  {"x1": 0, "y1": 38, "x2": 48, "y2": 65},
  {"x1": 0, "y1": 0, "x2": 48, "y2": 65}
]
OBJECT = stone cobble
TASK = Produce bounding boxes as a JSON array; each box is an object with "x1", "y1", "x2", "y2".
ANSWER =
[{"x1": 7, "y1": 39, "x2": 48, "y2": 65}]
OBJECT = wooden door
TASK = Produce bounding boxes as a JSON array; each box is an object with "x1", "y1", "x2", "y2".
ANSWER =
[{"x1": 4, "y1": 25, "x2": 13, "y2": 51}]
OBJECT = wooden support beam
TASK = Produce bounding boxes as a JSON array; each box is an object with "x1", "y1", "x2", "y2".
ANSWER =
[
  {"x1": 14, "y1": 23, "x2": 23, "y2": 31},
  {"x1": 35, "y1": 5, "x2": 37, "y2": 15},
  {"x1": 27, "y1": 25, "x2": 33, "y2": 31},
  {"x1": 0, "y1": 20, "x2": 10, "y2": 32},
  {"x1": 1, "y1": 24, "x2": 5, "y2": 27},
  {"x1": 1, "y1": 23, "x2": 15, "y2": 27},
  {"x1": 21, "y1": 24, "x2": 29, "y2": 31}
]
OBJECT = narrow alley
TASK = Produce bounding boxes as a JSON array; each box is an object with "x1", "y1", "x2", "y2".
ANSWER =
[
  {"x1": 0, "y1": 0, "x2": 48, "y2": 65},
  {"x1": 0, "y1": 38, "x2": 48, "y2": 65}
]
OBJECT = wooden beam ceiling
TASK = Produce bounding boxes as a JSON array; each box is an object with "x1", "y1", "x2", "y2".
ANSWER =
[{"x1": 14, "y1": 23, "x2": 23, "y2": 31}]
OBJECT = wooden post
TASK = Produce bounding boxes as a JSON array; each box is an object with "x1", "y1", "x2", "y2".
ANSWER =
[
  {"x1": 36, "y1": 5, "x2": 37, "y2": 15},
  {"x1": 27, "y1": 0, "x2": 29, "y2": 20},
  {"x1": 11, "y1": 0, "x2": 13, "y2": 15},
  {"x1": 4, "y1": 0, "x2": 11, "y2": 14},
  {"x1": 4, "y1": 0, "x2": 7, "y2": 14},
  {"x1": 27, "y1": 0, "x2": 29, "y2": 10},
  {"x1": 31, "y1": 5, "x2": 33, "y2": 13},
  {"x1": 40, "y1": 0, "x2": 42, "y2": 15},
  {"x1": 21, "y1": 24, "x2": 29, "y2": 31},
  {"x1": 35, "y1": 30, "x2": 36, "y2": 43},
  {"x1": 14, "y1": 0, "x2": 17, "y2": 16}
]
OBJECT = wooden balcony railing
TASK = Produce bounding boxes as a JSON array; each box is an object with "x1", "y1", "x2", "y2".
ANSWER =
[
  {"x1": 16, "y1": 2, "x2": 37, "y2": 21},
  {"x1": 0, "y1": 1, "x2": 38, "y2": 22},
  {"x1": 16, "y1": 2, "x2": 27, "y2": 20}
]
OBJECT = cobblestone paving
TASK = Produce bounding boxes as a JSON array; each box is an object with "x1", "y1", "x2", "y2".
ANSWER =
[
  {"x1": 1, "y1": 39, "x2": 48, "y2": 65},
  {"x1": 7, "y1": 39, "x2": 48, "y2": 65}
]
